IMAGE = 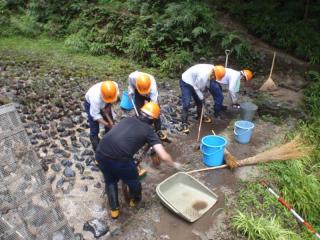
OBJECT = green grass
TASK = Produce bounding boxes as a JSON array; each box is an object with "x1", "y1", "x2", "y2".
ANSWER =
[
  {"x1": 232, "y1": 211, "x2": 301, "y2": 240},
  {"x1": 0, "y1": 36, "x2": 162, "y2": 82}
]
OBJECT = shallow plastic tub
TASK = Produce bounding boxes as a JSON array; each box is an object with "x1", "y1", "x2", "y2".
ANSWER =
[{"x1": 156, "y1": 172, "x2": 218, "y2": 222}]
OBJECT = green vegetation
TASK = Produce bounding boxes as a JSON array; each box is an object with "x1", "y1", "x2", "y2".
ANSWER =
[
  {"x1": 232, "y1": 71, "x2": 320, "y2": 239},
  {"x1": 216, "y1": 0, "x2": 320, "y2": 64},
  {"x1": 232, "y1": 211, "x2": 301, "y2": 240},
  {"x1": 0, "y1": 0, "x2": 256, "y2": 74},
  {"x1": 0, "y1": 36, "x2": 158, "y2": 81}
]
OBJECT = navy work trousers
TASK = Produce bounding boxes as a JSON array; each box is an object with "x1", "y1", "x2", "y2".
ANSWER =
[
  {"x1": 95, "y1": 152, "x2": 142, "y2": 202},
  {"x1": 83, "y1": 100, "x2": 112, "y2": 137}
]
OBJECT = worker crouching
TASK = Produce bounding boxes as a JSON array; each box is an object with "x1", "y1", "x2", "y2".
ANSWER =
[
  {"x1": 128, "y1": 71, "x2": 167, "y2": 140},
  {"x1": 95, "y1": 102, "x2": 180, "y2": 219},
  {"x1": 84, "y1": 81, "x2": 119, "y2": 152}
]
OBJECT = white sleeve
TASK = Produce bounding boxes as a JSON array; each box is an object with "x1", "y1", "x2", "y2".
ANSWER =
[
  {"x1": 193, "y1": 75, "x2": 204, "y2": 100},
  {"x1": 228, "y1": 78, "x2": 238, "y2": 104},
  {"x1": 90, "y1": 101, "x2": 103, "y2": 121},
  {"x1": 128, "y1": 76, "x2": 135, "y2": 95},
  {"x1": 149, "y1": 77, "x2": 158, "y2": 102}
]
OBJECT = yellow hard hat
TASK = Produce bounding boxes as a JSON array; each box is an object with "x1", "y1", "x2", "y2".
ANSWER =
[
  {"x1": 136, "y1": 73, "x2": 151, "y2": 95},
  {"x1": 141, "y1": 102, "x2": 160, "y2": 119},
  {"x1": 100, "y1": 81, "x2": 118, "y2": 103}
]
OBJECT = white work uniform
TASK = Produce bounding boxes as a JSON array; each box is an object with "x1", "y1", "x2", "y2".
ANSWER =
[
  {"x1": 181, "y1": 64, "x2": 214, "y2": 100},
  {"x1": 85, "y1": 82, "x2": 119, "y2": 121},
  {"x1": 128, "y1": 71, "x2": 158, "y2": 102},
  {"x1": 219, "y1": 68, "x2": 241, "y2": 103}
]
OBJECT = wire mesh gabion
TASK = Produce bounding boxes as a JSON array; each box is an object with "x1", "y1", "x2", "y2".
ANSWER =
[{"x1": 0, "y1": 104, "x2": 74, "y2": 240}]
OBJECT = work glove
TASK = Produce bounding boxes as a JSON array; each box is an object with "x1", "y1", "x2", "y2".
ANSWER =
[
  {"x1": 173, "y1": 162, "x2": 182, "y2": 171},
  {"x1": 232, "y1": 103, "x2": 240, "y2": 109}
]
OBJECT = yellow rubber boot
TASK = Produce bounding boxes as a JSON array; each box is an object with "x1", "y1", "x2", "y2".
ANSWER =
[
  {"x1": 110, "y1": 209, "x2": 120, "y2": 219},
  {"x1": 129, "y1": 199, "x2": 136, "y2": 208},
  {"x1": 202, "y1": 116, "x2": 212, "y2": 123}
]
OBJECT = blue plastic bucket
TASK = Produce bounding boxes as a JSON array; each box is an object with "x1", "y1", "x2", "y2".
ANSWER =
[
  {"x1": 234, "y1": 120, "x2": 255, "y2": 144},
  {"x1": 120, "y1": 91, "x2": 134, "y2": 110},
  {"x1": 201, "y1": 135, "x2": 227, "y2": 167}
]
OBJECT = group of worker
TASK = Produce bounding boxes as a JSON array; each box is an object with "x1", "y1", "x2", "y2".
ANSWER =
[{"x1": 84, "y1": 64, "x2": 253, "y2": 219}]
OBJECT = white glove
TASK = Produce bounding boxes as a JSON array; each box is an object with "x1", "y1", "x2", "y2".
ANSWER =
[{"x1": 173, "y1": 162, "x2": 182, "y2": 171}]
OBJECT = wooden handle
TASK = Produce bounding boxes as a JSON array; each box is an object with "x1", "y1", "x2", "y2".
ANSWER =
[
  {"x1": 269, "y1": 52, "x2": 276, "y2": 78},
  {"x1": 187, "y1": 164, "x2": 228, "y2": 174},
  {"x1": 197, "y1": 105, "x2": 204, "y2": 142},
  {"x1": 130, "y1": 96, "x2": 139, "y2": 117}
]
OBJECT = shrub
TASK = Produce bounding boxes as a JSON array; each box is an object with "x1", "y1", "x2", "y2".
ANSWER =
[
  {"x1": 64, "y1": 34, "x2": 88, "y2": 52},
  {"x1": 10, "y1": 13, "x2": 42, "y2": 37}
]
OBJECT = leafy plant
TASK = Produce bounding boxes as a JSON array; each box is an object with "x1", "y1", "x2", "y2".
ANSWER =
[
  {"x1": 232, "y1": 211, "x2": 301, "y2": 240},
  {"x1": 64, "y1": 34, "x2": 88, "y2": 52},
  {"x1": 10, "y1": 13, "x2": 42, "y2": 37}
]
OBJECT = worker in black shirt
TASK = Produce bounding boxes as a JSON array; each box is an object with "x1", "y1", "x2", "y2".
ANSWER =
[{"x1": 96, "y1": 102, "x2": 180, "y2": 219}]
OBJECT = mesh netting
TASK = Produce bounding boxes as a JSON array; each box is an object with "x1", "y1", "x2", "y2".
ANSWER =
[{"x1": 0, "y1": 104, "x2": 74, "y2": 240}]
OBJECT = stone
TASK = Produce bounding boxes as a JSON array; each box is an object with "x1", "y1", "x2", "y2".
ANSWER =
[
  {"x1": 81, "y1": 149, "x2": 94, "y2": 156},
  {"x1": 60, "y1": 118, "x2": 74, "y2": 128},
  {"x1": 75, "y1": 163, "x2": 85, "y2": 174},
  {"x1": 80, "y1": 185, "x2": 88, "y2": 192},
  {"x1": 63, "y1": 167, "x2": 75, "y2": 178},
  {"x1": 71, "y1": 116, "x2": 81, "y2": 124},
  {"x1": 71, "y1": 141, "x2": 81, "y2": 148},
  {"x1": 79, "y1": 137, "x2": 91, "y2": 148},
  {"x1": 74, "y1": 154, "x2": 85, "y2": 162},
  {"x1": 91, "y1": 166, "x2": 100, "y2": 172},
  {"x1": 81, "y1": 176, "x2": 94, "y2": 180},
  {"x1": 61, "y1": 159, "x2": 73, "y2": 167},
  {"x1": 57, "y1": 126, "x2": 65, "y2": 133},
  {"x1": 74, "y1": 233, "x2": 84, "y2": 240},
  {"x1": 56, "y1": 177, "x2": 65, "y2": 189},
  {"x1": 60, "y1": 139, "x2": 68, "y2": 147},
  {"x1": 83, "y1": 219, "x2": 109, "y2": 238},
  {"x1": 51, "y1": 163, "x2": 62, "y2": 172},
  {"x1": 94, "y1": 182, "x2": 101, "y2": 189},
  {"x1": 47, "y1": 174, "x2": 56, "y2": 184}
]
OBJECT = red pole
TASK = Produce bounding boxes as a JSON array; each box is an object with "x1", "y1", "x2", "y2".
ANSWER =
[{"x1": 260, "y1": 180, "x2": 320, "y2": 239}]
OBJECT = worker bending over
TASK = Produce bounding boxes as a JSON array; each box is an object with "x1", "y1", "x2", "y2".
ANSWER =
[
  {"x1": 180, "y1": 64, "x2": 226, "y2": 133},
  {"x1": 128, "y1": 71, "x2": 167, "y2": 140},
  {"x1": 95, "y1": 102, "x2": 180, "y2": 219},
  {"x1": 219, "y1": 68, "x2": 253, "y2": 108},
  {"x1": 84, "y1": 81, "x2": 119, "y2": 151}
]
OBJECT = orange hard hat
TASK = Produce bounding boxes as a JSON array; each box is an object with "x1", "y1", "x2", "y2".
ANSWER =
[
  {"x1": 242, "y1": 69, "x2": 253, "y2": 81},
  {"x1": 100, "y1": 81, "x2": 118, "y2": 103},
  {"x1": 136, "y1": 73, "x2": 151, "y2": 95},
  {"x1": 213, "y1": 65, "x2": 226, "y2": 80},
  {"x1": 141, "y1": 102, "x2": 160, "y2": 119}
]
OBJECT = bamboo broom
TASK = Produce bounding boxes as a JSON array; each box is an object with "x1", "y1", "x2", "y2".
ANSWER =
[
  {"x1": 188, "y1": 137, "x2": 310, "y2": 174},
  {"x1": 260, "y1": 52, "x2": 278, "y2": 91}
]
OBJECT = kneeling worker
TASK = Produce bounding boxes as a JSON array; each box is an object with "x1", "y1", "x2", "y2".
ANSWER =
[
  {"x1": 95, "y1": 102, "x2": 180, "y2": 219},
  {"x1": 84, "y1": 81, "x2": 119, "y2": 151}
]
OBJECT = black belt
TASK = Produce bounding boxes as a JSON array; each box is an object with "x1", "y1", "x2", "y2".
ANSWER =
[{"x1": 96, "y1": 151, "x2": 131, "y2": 163}]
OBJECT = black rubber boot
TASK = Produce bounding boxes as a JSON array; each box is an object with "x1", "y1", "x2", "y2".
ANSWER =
[
  {"x1": 129, "y1": 182, "x2": 142, "y2": 203},
  {"x1": 196, "y1": 105, "x2": 202, "y2": 119},
  {"x1": 181, "y1": 110, "x2": 188, "y2": 124},
  {"x1": 90, "y1": 135, "x2": 100, "y2": 152},
  {"x1": 106, "y1": 183, "x2": 120, "y2": 218}
]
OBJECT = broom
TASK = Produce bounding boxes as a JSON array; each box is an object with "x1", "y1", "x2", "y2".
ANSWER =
[
  {"x1": 260, "y1": 52, "x2": 278, "y2": 92},
  {"x1": 188, "y1": 137, "x2": 310, "y2": 174}
]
